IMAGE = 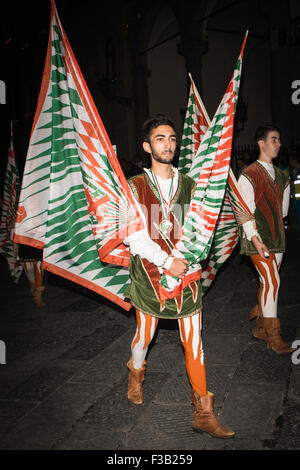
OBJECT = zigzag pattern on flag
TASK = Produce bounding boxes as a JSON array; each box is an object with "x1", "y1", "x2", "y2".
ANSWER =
[
  {"x1": 13, "y1": 0, "x2": 144, "y2": 310},
  {"x1": 160, "y1": 32, "x2": 249, "y2": 295},
  {"x1": 200, "y1": 191, "x2": 239, "y2": 294},
  {"x1": 177, "y1": 45, "x2": 255, "y2": 295},
  {"x1": 0, "y1": 124, "x2": 23, "y2": 283},
  {"x1": 178, "y1": 74, "x2": 210, "y2": 175}
]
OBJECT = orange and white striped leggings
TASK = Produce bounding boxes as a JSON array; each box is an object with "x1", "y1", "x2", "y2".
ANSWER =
[
  {"x1": 131, "y1": 309, "x2": 207, "y2": 396},
  {"x1": 250, "y1": 252, "x2": 283, "y2": 318}
]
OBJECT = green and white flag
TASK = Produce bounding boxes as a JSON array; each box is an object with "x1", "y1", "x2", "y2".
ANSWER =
[
  {"x1": 178, "y1": 74, "x2": 210, "y2": 175},
  {"x1": 179, "y1": 73, "x2": 255, "y2": 295},
  {"x1": 160, "y1": 33, "x2": 249, "y2": 297},
  {"x1": 14, "y1": 1, "x2": 144, "y2": 310}
]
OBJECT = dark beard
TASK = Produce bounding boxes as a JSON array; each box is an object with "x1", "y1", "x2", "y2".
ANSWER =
[{"x1": 151, "y1": 150, "x2": 174, "y2": 165}]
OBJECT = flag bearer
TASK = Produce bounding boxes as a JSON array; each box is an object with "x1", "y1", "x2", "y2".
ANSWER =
[
  {"x1": 123, "y1": 114, "x2": 235, "y2": 439},
  {"x1": 238, "y1": 126, "x2": 295, "y2": 354}
]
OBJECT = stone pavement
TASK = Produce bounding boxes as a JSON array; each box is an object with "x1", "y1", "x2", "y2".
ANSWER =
[{"x1": 0, "y1": 233, "x2": 299, "y2": 451}]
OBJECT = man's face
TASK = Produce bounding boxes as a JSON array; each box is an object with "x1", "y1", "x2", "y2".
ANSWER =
[
  {"x1": 259, "y1": 131, "x2": 281, "y2": 160},
  {"x1": 143, "y1": 125, "x2": 177, "y2": 164}
]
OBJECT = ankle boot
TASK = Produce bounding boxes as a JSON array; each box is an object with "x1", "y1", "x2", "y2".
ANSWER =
[
  {"x1": 127, "y1": 358, "x2": 146, "y2": 405},
  {"x1": 191, "y1": 390, "x2": 235, "y2": 439},
  {"x1": 263, "y1": 317, "x2": 295, "y2": 354},
  {"x1": 250, "y1": 305, "x2": 267, "y2": 341}
]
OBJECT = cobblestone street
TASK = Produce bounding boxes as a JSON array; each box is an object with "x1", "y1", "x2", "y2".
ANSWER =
[{"x1": 0, "y1": 233, "x2": 299, "y2": 452}]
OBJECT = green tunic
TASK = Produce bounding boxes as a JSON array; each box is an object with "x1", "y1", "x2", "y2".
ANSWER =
[{"x1": 124, "y1": 171, "x2": 202, "y2": 319}]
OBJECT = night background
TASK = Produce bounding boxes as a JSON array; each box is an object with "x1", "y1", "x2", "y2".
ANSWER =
[
  {"x1": 0, "y1": 0, "x2": 300, "y2": 452},
  {"x1": 1, "y1": 0, "x2": 300, "y2": 186}
]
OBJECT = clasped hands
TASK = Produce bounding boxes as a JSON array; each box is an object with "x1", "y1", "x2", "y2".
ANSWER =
[{"x1": 167, "y1": 258, "x2": 190, "y2": 278}]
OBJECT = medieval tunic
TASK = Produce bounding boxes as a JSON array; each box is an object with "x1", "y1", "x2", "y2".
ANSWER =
[
  {"x1": 239, "y1": 160, "x2": 290, "y2": 255},
  {"x1": 124, "y1": 170, "x2": 202, "y2": 320}
]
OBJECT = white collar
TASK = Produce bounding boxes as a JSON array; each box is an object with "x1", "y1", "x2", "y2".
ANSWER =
[
  {"x1": 144, "y1": 166, "x2": 178, "y2": 182},
  {"x1": 257, "y1": 160, "x2": 274, "y2": 168}
]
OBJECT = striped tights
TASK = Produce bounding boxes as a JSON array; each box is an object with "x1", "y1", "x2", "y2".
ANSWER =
[
  {"x1": 250, "y1": 252, "x2": 283, "y2": 317},
  {"x1": 131, "y1": 309, "x2": 207, "y2": 396}
]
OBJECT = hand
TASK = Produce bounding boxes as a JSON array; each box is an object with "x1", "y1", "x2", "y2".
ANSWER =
[
  {"x1": 251, "y1": 235, "x2": 270, "y2": 260},
  {"x1": 168, "y1": 258, "x2": 190, "y2": 278}
]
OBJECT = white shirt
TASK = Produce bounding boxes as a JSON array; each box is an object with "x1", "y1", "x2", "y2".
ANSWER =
[{"x1": 238, "y1": 160, "x2": 290, "y2": 241}]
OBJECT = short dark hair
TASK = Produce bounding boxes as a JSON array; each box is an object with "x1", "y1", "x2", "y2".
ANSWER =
[
  {"x1": 254, "y1": 125, "x2": 281, "y2": 144},
  {"x1": 142, "y1": 114, "x2": 176, "y2": 143}
]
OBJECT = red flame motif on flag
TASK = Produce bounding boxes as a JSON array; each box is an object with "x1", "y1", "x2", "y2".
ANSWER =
[{"x1": 15, "y1": 206, "x2": 27, "y2": 224}]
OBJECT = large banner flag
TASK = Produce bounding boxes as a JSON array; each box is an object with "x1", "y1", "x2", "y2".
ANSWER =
[
  {"x1": 0, "y1": 124, "x2": 23, "y2": 283},
  {"x1": 178, "y1": 73, "x2": 210, "y2": 175},
  {"x1": 160, "y1": 32, "x2": 250, "y2": 296},
  {"x1": 14, "y1": 0, "x2": 144, "y2": 310},
  {"x1": 179, "y1": 73, "x2": 255, "y2": 295}
]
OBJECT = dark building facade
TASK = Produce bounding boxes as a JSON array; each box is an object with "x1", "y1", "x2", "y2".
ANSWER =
[{"x1": 1, "y1": 0, "x2": 300, "y2": 183}]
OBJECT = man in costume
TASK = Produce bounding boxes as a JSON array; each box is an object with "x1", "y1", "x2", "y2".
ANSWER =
[
  {"x1": 238, "y1": 125, "x2": 294, "y2": 354},
  {"x1": 123, "y1": 114, "x2": 235, "y2": 439}
]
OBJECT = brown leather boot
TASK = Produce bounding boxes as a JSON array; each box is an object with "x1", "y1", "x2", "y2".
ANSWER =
[
  {"x1": 263, "y1": 317, "x2": 295, "y2": 354},
  {"x1": 250, "y1": 305, "x2": 267, "y2": 341},
  {"x1": 192, "y1": 390, "x2": 235, "y2": 439},
  {"x1": 127, "y1": 358, "x2": 146, "y2": 405}
]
